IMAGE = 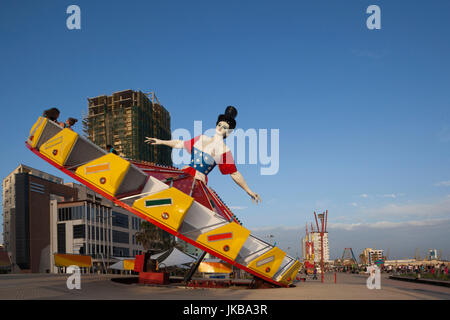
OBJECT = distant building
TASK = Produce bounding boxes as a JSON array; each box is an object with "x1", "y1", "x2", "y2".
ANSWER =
[
  {"x1": 428, "y1": 249, "x2": 438, "y2": 260},
  {"x1": 2, "y1": 164, "x2": 77, "y2": 273},
  {"x1": 84, "y1": 89, "x2": 172, "y2": 165},
  {"x1": 180, "y1": 240, "x2": 202, "y2": 257},
  {"x1": 2, "y1": 164, "x2": 148, "y2": 273},
  {"x1": 301, "y1": 232, "x2": 330, "y2": 263},
  {"x1": 176, "y1": 239, "x2": 217, "y2": 260},
  {"x1": 0, "y1": 245, "x2": 11, "y2": 273},
  {"x1": 54, "y1": 183, "x2": 146, "y2": 273},
  {"x1": 361, "y1": 248, "x2": 384, "y2": 265}
]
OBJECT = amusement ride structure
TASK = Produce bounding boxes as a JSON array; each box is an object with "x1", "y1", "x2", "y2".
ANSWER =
[{"x1": 25, "y1": 114, "x2": 301, "y2": 287}]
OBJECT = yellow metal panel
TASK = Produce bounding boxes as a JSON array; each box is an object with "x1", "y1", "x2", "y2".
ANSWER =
[
  {"x1": 196, "y1": 222, "x2": 250, "y2": 261},
  {"x1": 247, "y1": 247, "x2": 286, "y2": 278},
  {"x1": 198, "y1": 262, "x2": 232, "y2": 273},
  {"x1": 123, "y1": 259, "x2": 135, "y2": 270},
  {"x1": 278, "y1": 260, "x2": 302, "y2": 286},
  {"x1": 28, "y1": 116, "x2": 48, "y2": 148},
  {"x1": 39, "y1": 128, "x2": 78, "y2": 166},
  {"x1": 54, "y1": 254, "x2": 92, "y2": 267},
  {"x1": 75, "y1": 153, "x2": 130, "y2": 196},
  {"x1": 132, "y1": 187, "x2": 193, "y2": 231}
]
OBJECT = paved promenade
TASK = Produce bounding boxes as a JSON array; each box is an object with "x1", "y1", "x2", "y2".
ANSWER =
[{"x1": 0, "y1": 272, "x2": 449, "y2": 300}]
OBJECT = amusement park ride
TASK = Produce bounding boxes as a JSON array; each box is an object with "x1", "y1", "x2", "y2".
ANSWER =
[{"x1": 25, "y1": 114, "x2": 301, "y2": 287}]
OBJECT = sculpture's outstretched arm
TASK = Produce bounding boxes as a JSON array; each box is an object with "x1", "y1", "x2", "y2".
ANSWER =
[
  {"x1": 145, "y1": 137, "x2": 184, "y2": 149},
  {"x1": 230, "y1": 171, "x2": 261, "y2": 204}
]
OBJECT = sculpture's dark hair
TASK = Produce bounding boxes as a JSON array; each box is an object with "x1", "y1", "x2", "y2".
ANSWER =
[{"x1": 217, "y1": 106, "x2": 237, "y2": 130}]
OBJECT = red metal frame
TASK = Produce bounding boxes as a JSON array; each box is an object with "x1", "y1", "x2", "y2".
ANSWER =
[{"x1": 26, "y1": 143, "x2": 288, "y2": 288}]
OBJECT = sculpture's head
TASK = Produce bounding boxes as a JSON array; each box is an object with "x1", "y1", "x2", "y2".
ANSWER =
[{"x1": 216, "y1": 106, "x2": 237, "y2": 138}]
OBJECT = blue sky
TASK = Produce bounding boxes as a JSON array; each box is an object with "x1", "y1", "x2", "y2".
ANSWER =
[{"x1": 1, "y1": 0, "x2": 449, "y2": 260}]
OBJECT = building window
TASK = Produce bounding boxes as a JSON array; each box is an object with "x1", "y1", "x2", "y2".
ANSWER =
[
  {"x1": 113, "y1": 230, "x2": 129, "y2": 244},
  {"x1": 113, "y1": 246, "x2": 129, "y2": 257},
  {"x1": 112, "y1": 211, "x2": 129, "y2": 228},
  {"x1": 73, "y1": 224, "x2": 85, "y2": 239},
  {"x1": 57, "y1": 223, "x2": 66, "y2": 254},
  {"x1": 58, "y1": 206, "x2": 84, "y2": 221}
]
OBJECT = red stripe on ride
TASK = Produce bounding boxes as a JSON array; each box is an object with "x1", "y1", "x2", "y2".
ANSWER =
[{"x1": 207, "y1": 232, "x2": 233, "y2": 242}]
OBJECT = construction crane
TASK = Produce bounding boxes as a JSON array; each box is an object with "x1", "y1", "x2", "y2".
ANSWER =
[{"x1": 414, "y1": 248, "x2": 421, "y2": 261}]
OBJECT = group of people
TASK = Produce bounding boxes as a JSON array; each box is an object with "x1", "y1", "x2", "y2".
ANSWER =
[
  {"x1": 388, "y1": 264, "x2": 449, "y2": 276},
  {"x1": 43, "y1": 107, "x2": 78, "y2": 130}
]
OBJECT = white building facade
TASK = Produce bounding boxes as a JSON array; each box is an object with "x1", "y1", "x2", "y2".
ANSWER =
[
  {"x1": 51, "y1": 183, "x2": 145, "y2": 273},
  {"x1": 310, "y1": 232, "x2": 330, "y2": 263}
]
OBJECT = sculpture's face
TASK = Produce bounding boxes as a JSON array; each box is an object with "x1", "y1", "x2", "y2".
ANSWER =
[{"x1": 216, "y1": 121, "x2": 231, "y2": 137}]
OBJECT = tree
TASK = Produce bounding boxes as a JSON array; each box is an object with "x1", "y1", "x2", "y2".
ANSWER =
[
  {"x1": 359, "y1": 253, "x2": 367, "y2": 265},
  {"x1": 135, "y1": 221, "x2": 175, "y2": 252}
]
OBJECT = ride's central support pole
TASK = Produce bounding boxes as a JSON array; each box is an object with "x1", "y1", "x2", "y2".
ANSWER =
[{"x1": 183, "y1": 251, "x2": 207, "y2": 284}]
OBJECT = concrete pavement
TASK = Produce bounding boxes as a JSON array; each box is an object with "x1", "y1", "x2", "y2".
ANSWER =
[{"x1": 0, "y1": 272, "x2": 449, "y2": 300}]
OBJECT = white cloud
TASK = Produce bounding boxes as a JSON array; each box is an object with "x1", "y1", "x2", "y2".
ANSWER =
[
  {"x1": 434, "y1": 180, "x2": 450, "y2": 187},
  {"x1": 328, "y1": 218, "x2": 450, "y2": 231},
  {"x1": 351, "y1": 202, "x2": 358, "y2": 207},
  {"x1": 361, "y1": 197, "x2": 450, "y2": 219},
  {"x1": 377, "y1": 193, "x2": 405, "y2": 199},
  {"x1": 251, "y1": 218, "x2": 450, "y2": 233},
  {"x1": 360, "y1": 194, "x2": 368, "y2": 198}
]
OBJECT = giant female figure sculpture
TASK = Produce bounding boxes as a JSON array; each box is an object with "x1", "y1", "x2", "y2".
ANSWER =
[{"x1": 143, "y1": 106, "x2": 261, "y2": 222}]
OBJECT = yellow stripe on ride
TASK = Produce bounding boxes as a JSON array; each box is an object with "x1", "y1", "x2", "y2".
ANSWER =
[
  {"x1": 75, "y1": 153, "x2": 130, "y2": 196},
  {"x1": 133, "y1": 187, "x2": 193, "y2": 232},
  {"x1": 39, "y1": 128, "x2": 78, "y2": 166},
  {"x1": 85, "y1": 163, "x2": 110, "y2": 174},
  {"x1": 247, "y1": 247, "x2": 286, "y2": 279},
  {"x1": 277, "y1": 260, "x2": 302, "y2": 286},
  {"x1": 196, "y1": 222, "x2": 250, "y2": 261},
  {"x1": 28, "y1": 116, "x2": 47, "y2": 148}
]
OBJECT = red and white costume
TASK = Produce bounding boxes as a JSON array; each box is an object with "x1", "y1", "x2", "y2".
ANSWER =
[{"x1": 132, "y1": 135, "x2": 238, "y2": 222}]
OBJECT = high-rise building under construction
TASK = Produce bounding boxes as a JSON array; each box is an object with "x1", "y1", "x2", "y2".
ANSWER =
[{"x1": 83, "y1": 89, "x2": 172, "y2": 165}]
